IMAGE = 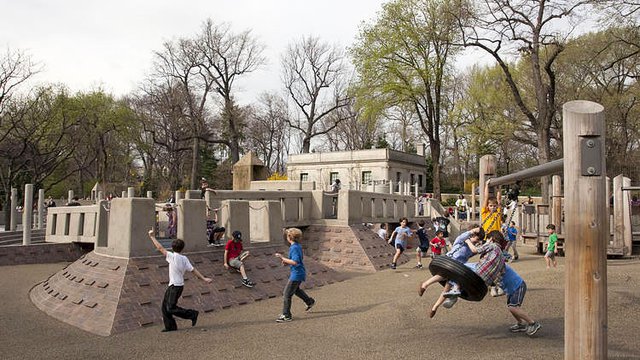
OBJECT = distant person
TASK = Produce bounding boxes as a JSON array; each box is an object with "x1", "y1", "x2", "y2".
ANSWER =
[
  {"x1": 224, "y1": 231, "x2": 255, "y2": 288},
  {"x1": 377, "y1": 223, "x2": 387, "y2": 241},
  {"x1": 66, "y1": 196, "x2": 81, "y2": 206},
  {"x1": 46, "y1": 197, "x2": 56, "y2": 208},
  {"x1": 429, "y1": 230, "x2": 447, "y2": 259},
  {"x1": 527, "y1": 196, "x2": 534, "y2": 205},
  {"x1": 432, "y1": 213, "x2": 451, "y2": 242},
  {"x1": 414, "y1": 220, "x2": 430, "y2": 269},
  {"x1": 455, "y1": 194, "x2": 467, "y2": 220},
  {"x1": 274, "y1": 228, "x2": 315, "y2": 322},
  {"x1": 504, "y1": 221, "x2": 519, "y2": 261},
  {"x1": 330, "y1": 179, "x2": 341, "y2": 193},
  {"x1": 148, "y1": 228, "x2": 212, "y2": 332},
  {"x1": 544, "y1": 224, "x2": 558, "y2": 269},
  {"x1": 164, "y1": 204, "x2": 177, "y2": 239},
  {"x1": 200, "y1": 178, "x2": 215, "y2": 199},
  {"x1": 206, "y1": 207, "x2": 225, "y2": 247}
]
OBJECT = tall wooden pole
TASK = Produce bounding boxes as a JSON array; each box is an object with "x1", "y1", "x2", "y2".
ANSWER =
[
  {"x1": 552, "y1": 175, "x2": 562, "y2": 234},
  {"x1": 479, "y1": 155, "x2": 496, "y2": 211},
  {"x1": 563, "y1": 100, "x2": 607, "y2": 359}
]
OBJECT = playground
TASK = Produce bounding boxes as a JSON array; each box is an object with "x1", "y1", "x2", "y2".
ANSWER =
[{"x1": 2, "y1": 247, "x2": 639, "y2": 360}]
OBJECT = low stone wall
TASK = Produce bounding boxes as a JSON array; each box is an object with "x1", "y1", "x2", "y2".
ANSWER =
[{"x1": 0, "y1": 242, "x2": 89, "y2": 266}]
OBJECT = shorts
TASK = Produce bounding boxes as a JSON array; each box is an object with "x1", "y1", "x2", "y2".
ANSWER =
[
  {"x1": 507, "y1": 282, "x2": 527, "y2": 307},
  {"x1": 545, "y1": 251, "x2": 555, "y2": 259},
  {"x1": 395, "y1": 243, "x2": 405, "y2": 253},
  {"x1": 229, "y1": 257, "x2": 243, "y2": 269},
  {"x1": 416, "y1": 246, "x2": 429, "y2": 254}
]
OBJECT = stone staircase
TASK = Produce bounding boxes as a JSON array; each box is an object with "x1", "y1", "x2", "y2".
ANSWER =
[{"x1": 0, "y1": 229, "x2": 46, "y2": 246}]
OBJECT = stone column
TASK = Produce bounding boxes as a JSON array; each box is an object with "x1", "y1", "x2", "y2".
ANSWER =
[
  {"x1": 127, "y1": 187, "x2": 135, "y2": 198},
  {"x1": 68, "y1": 190, "x2": 74, "y2": 204},
  {"x1": 10, "y1": 188, "x2": 18, "y2": 231},
  {"x1": 37, "y1": 189, "x2": 45, "y2": 230},
  {"x1": 23, "y1": 184, "x2": 33, "y2": 244},
  {"x1": 146, "y1": 191, "x2": 153, "y2": 199}
]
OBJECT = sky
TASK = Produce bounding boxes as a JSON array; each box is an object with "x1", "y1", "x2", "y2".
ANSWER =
[{"x1": 0, "y1": 0, "x2": 391, "y2": 104}]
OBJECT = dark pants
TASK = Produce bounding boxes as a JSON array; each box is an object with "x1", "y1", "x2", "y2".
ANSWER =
[
  {"x1": 162, "y1": 285, "x2": 197, "y2": 331},
  {"x1": 282, "y1": 280, "x2": 313, "y2": 317}
]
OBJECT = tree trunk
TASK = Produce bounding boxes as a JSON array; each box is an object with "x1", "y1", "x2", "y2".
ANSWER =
[
  {"x1": 431, "y1": 142, "x2": 441, "y2": 200},
  {"x1": 190, "y1": 136, "x2": 199, "y2": 190},
  {"x1": 538, "y1": 127, "x2": 551, "y2": 203},
  {"x1": 302, "y1": 137, "x2": 311, "y2": 154}
]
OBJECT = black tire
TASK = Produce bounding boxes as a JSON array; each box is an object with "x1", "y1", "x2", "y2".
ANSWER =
[{"x1": 428, "y1": 256, "x2": 488, "y2": 302}]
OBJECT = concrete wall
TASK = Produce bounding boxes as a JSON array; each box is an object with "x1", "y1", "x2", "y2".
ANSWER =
[
  {"x1": 250, "y1": 180, "x2": 316, "y2": 191},
  {"x1": 46, "y1": 204, "x2": 107, "y2": 244}
]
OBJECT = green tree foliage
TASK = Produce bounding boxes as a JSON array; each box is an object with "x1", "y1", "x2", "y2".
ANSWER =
[
  {"x1": 557, "y1": 27, "x2": 640, "y2": 179},
  {"x1": 351, "y1": 0, "x2": 467, "y2": 199}
]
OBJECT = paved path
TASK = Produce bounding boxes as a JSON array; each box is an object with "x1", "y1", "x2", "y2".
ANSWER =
[{"x1": 2, "y1": 245, "x2": 640, "y2": 360}]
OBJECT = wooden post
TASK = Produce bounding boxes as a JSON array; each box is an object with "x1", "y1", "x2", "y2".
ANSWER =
[
  {"x1": 478, "y1": 155, "x2": 497, "y2": 213},
  {"x1": 612, "y1": 175, "x2": 624, "y2": 251},
  {"x1": 23, "y1": 184, "x2": 33, "y2": 245},
  {"x1": 552, "y1": 175, "x2": 562, "y2": 234},
  {"x1": 563, "y1": 100, "x2": 607, "y2": 360}
]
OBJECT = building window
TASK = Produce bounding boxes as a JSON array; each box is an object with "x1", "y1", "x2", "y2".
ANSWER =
[
  {"x1": 330, "y1": 172, "x2": 339, "y2": 185},
  {"x1": 418, "y1": 174, "x2": 423, "y2": 188},
  {"x1": 362, "y1": 171, "x2": 372, "y2": 184},
  {"x1": 395, "y1": 172, "x2": 402, "y2": 192},
  {"x1": 410, "y1": 173, "x2": 415, "y2": 185},
  {"x1": 300, "y1": 173, "x2": 309, "y2": 181}
]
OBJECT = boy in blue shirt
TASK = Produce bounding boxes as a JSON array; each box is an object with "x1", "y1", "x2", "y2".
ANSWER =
[
  {"x1": 505, "y1": 221, "x2": 519, "y2": 261},
  {"x1": 502, "y1": 264, "x2": 541, "y2": 336},
  {"x1": 388, "y1": 217, "x2": 413, "y2": 269},
  {"x1": 275, "y1": 227, "x2": 315, "y2": 322}
]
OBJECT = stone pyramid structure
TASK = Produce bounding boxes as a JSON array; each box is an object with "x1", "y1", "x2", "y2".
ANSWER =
[{"x1": 30, "y1": 224, "x2": 411, "y2": 336}]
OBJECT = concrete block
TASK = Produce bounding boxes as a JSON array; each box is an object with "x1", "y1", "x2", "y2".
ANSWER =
[
  {"x1": 249, "y1": 201, "x2": 283, "y2": 243},
  {"x1": 178, "y1": 199, "x2": 207, "y2": 252},
  {"x1": 95, "y1": 198, "x2": 155, "y2": 258}
]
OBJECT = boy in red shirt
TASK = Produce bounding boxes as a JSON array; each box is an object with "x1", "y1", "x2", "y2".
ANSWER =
[
  {"x1": 224, "y1": 231, "x2": 255, "y2": 288},
  {"x1": 430, "y1": 230, "x2": 447, "y2": 258}
]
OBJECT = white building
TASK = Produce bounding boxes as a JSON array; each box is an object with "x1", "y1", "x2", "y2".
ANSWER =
[{"x1": 286, "y1": 146, "x2": 428, "y2": 193}]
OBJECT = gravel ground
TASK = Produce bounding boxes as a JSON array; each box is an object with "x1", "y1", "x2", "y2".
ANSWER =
[{"x1": 2, "y1": 245, "x2": 640, "y2": 360}]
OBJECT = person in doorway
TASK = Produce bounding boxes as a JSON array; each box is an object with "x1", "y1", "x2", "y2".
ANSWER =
[
  {"x1": 148, "y1": 228, "x2": 212, "y2": 332},
  {"x1": 206, "y1": 207, "x2": 225, "y2": 247},
  {"x1": 274, "y1": 228, "x2": 315, "y2": 322},
  {"x1": 330, "y1": 179, "x2": 341, "y2": 193}
]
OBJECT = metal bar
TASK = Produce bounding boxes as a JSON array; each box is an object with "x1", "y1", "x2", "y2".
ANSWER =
[
  {"x1": 621, "y1": 186, "x2": 640, "y2": 191},
  {"x1": 489, "y1": 159, "x2": 564, "y2": 187}
]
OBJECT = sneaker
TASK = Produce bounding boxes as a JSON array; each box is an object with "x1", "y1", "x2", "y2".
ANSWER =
[
  {"x1": 242, "y1": 278, "x2": 255, "y2": 288},
  {"x1": 214, "y1": 242, "x2": 224, "y2": 247},
  {"x1": 207, "y1": 243, "x2": 216, "y2": 247},
  {"x1": 191, "y1": 310, "x2": 199, "y2": 327},
  {"x1": 496, "y1": 287, "x2": 505, "y2": 296},
  {"x1": 442, "y1": 297, "x2": 458, "y2": 308},
  {"x1": 390, "y1": 263, "x2": 396, "y2": 270},
  {"x1": 276, "y1": 314, "x2": 292, "y2": 323},
  {"x1": 305, "y1": 299, "x2": 315, "y2": 312},
  {"x1": 415, "y1": 263, "x2": 423, "y2": 269},
  {"x1": 509, "y1": 323, "x2": 528, "y2": 333},
  {"x1": 443, "y1": 289, "x2": 461, "y2": 298},
  {"x1": 526, "y1": 322, "x2": 542, "y2": 336}
]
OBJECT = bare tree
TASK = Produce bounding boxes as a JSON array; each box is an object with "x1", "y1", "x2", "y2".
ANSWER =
[
  {"x1": 0, "y1": 48, "x2": 38, "y2": 118},
  {"x1": 325, "y1": 97, "x2": 378, "y2": 151},
  {"x1": 458, "y1": 0, "x2": 594, "y2": 200},
  {"x1": 244, "y1": 92, "x2": 291, "y2": 173},
  {"x1": 196, "y1": 19, "x2": 265, "y2": 164},
  {"x1": 282, "y1": 35, "x2": 350, "y2": 153}
]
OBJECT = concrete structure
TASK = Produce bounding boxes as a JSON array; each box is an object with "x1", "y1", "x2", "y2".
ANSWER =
[
  {"x1": 233, "y1": 151, "x2": 269, "y2": 190},
  {"x1": 286, "y1": 148, "x2": 427, "y2": 194}
]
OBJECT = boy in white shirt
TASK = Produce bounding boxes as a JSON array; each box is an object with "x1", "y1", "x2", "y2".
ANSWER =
[{"x1": 149, "y1": 229, "x2": 212, "y2": 332}]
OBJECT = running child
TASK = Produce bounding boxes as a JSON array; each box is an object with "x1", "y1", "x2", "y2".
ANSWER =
[
  {"x1": 388, "y1": 217, "x2": 413, "y2": 270},
  {"x1": 502, "y1": 264, "x2": 542, "y2": 336},
  {"x1": 429, "y1": 230, "x2": 447, "y2": 258},
  {"x1": 415, "y1": 220, "x2": 430, "y2": 269}
]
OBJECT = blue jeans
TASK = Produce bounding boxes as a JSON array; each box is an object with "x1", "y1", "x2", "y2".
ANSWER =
[{"x1": 282, "y1": 280, "x2": 313, "y2": 317}]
